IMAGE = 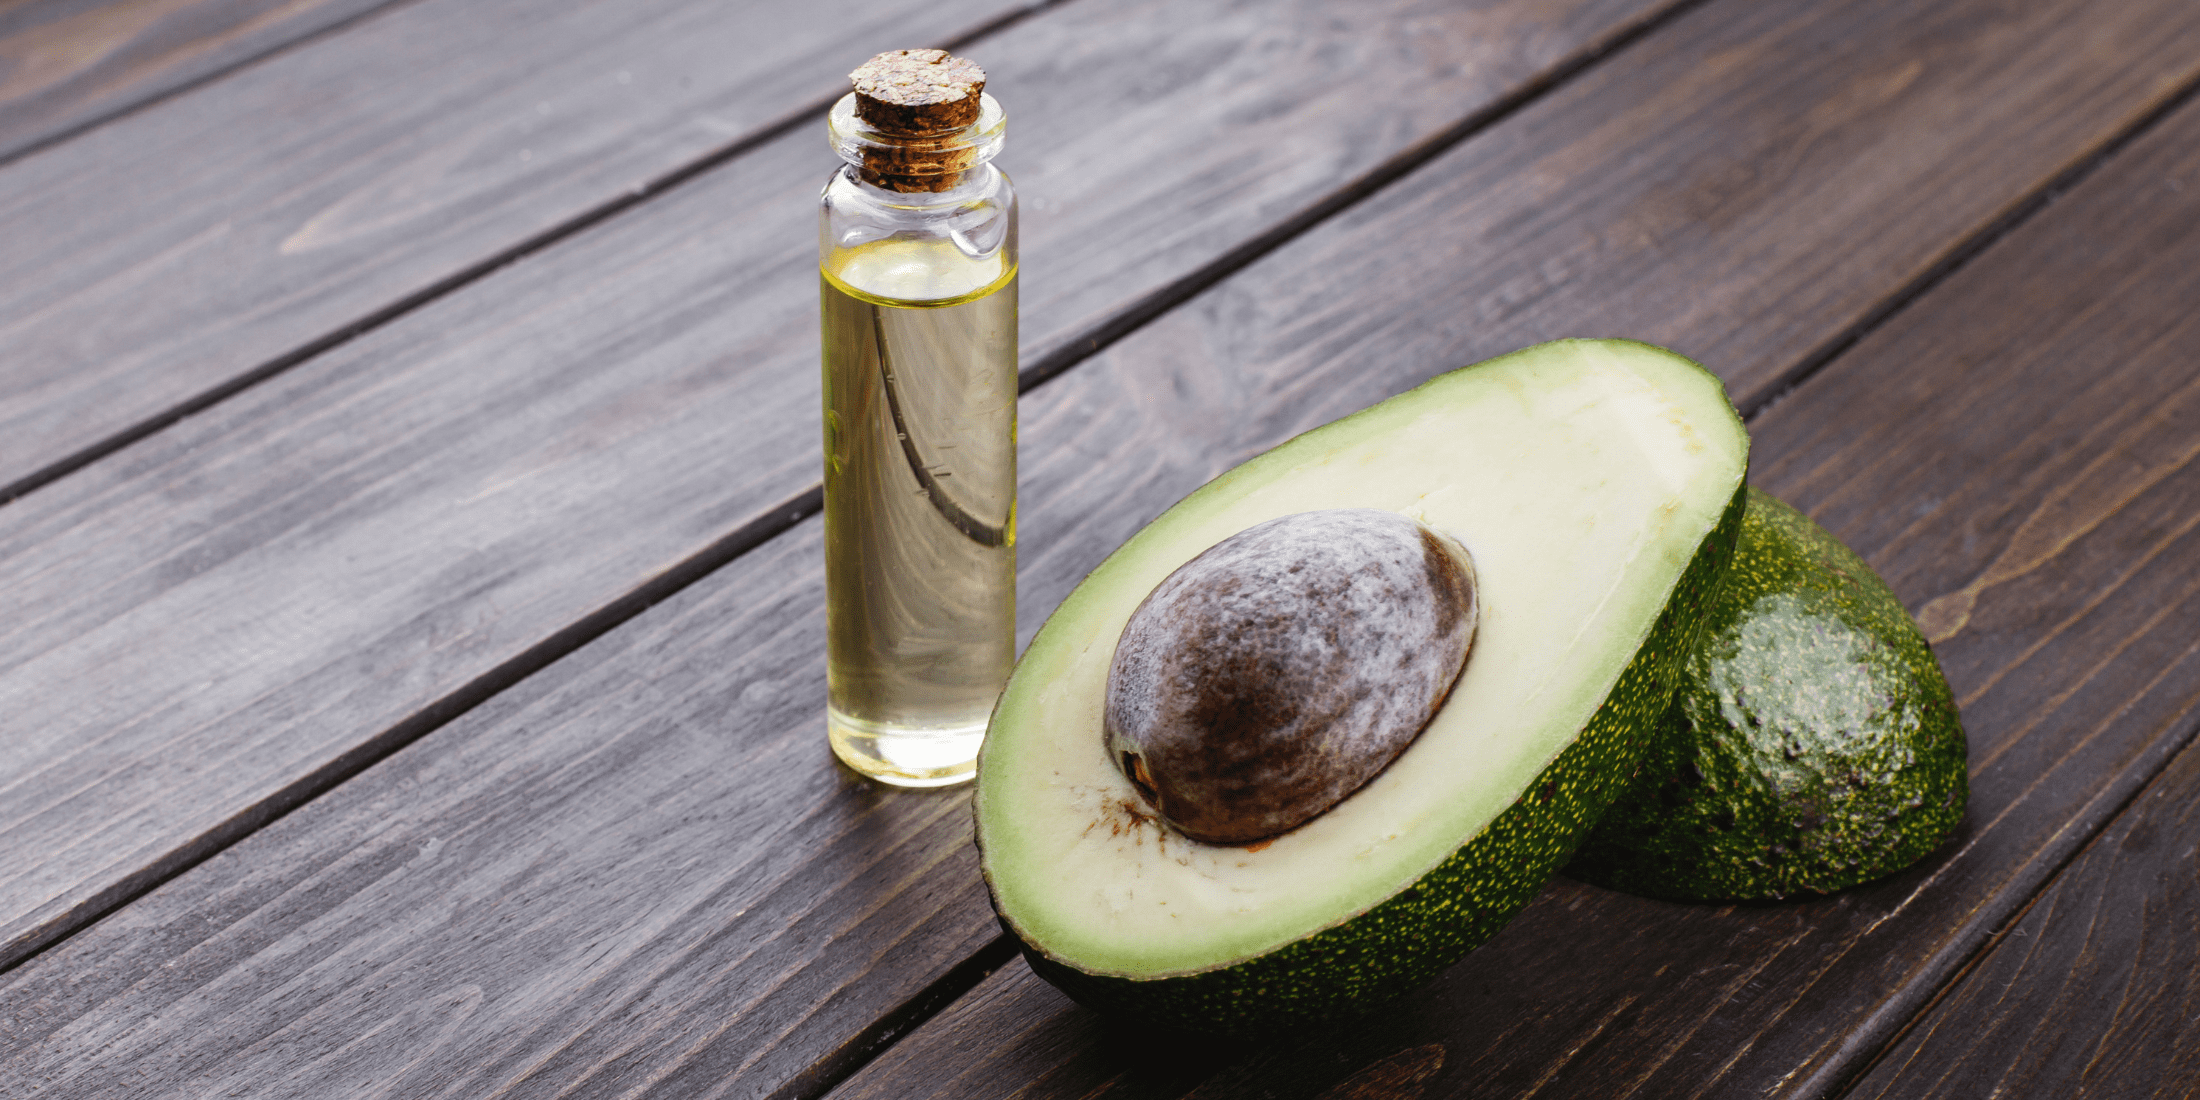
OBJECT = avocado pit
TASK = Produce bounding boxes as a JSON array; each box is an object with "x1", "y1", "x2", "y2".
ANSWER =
[{"x1": 1104, "y1": 508, "x2": 1478, "y2": 845}]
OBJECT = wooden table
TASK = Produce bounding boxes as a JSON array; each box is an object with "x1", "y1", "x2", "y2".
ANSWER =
[{"x1": 2, "y1": 0, "x2": 2196, "y2": 1095}]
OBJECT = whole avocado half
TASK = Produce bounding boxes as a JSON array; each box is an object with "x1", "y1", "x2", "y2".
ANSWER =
[
  {"x1": 975, "y1": 340, "x2": 1748, "y2": 1034},
  {"x1": 1568, "y1": 488, "x2": 1968, "y2": 901}
]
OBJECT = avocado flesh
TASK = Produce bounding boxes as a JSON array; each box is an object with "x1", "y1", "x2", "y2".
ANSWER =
[
  {"x1": 976, "y1": 339, "x2": 1749, "y2": 1030},
  {"x1": 1569, "y1": 488, "x2": 1968, "y2": 901}
]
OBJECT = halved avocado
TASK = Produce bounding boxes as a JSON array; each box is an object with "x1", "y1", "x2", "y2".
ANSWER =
[
  {"x1": 1568, "y1": 488, "x2": 1968, "y2": 900},
  {"x1": 975, "y1": 339, "x2": 1749, "y2": 1033}
]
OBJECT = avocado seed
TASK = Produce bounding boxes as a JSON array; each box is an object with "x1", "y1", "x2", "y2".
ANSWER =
[{"x1": 1104, "y1": 508, "x2": 1477, "y2": 844}]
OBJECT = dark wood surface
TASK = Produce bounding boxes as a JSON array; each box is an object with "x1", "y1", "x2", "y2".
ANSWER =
[
  {"x1": 1855, "y1": 735, "x2": 2200, "y2": 1098},
  {"x1": 13, "y1": 0, "x2": 2178, "y2": 985},
  {"x1": 3, "y1": 0, "x2": 2198, "y2": 1097},
  {"x1": 0, "y1": 529, "x2": 1016, "y2": 1100},
  {"x1": 0, "y1": 0, "x2": 1034, "y2": 501},
  {"x1": 0, "y1": 0, "x2": 1675, "y2": 1018},
  {"x1": 833, "y1": 52, "x2": 2200, "y2": 1100},
  {"x1": 0, "y1": 0, "x2": 396, "y2": 163},
  {"x1": 1824, "y1": 90, "x2": 2200, "y2": 1100}
]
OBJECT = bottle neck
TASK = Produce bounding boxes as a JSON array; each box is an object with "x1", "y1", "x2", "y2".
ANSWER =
[{"x1": 828, "y1": 92, "x2": 1005, "y2": 193}]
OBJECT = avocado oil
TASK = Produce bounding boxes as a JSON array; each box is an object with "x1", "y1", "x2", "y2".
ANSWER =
[{"x1": 819, "y1": 51, "x2": 1017, "y2": 786}]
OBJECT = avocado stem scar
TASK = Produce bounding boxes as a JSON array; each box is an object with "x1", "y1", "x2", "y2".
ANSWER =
[{"x1": 1125, "y1": 752, "x2": 1159, "y2": 804}]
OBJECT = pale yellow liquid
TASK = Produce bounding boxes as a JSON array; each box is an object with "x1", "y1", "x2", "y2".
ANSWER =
[{"x1": 822, "y1": 238, "x2": 1017, "y2": 786}]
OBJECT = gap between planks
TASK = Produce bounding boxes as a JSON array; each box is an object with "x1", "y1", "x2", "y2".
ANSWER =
[
  {"x1": 1818, "y1": 694, "x2": 2200, "y2": 1099},
  {"x1": 0, "y1": 0, "x2": 421, "y2": 170},
  {"x1": 0, "y1": 0, "x2": 1076, "y2": 510},
  {"x1": 14, "y1": 4, "x2": 2198, "y2": 1099},
  {"x1": 802, "y1": 63, "x2": 2200, "y2": 1100},
  {"x1": 1743, "y1": 65, "x2": 2200, "y2": 423},
  {"x1": 0, "y1": 0, "x2": 1708, "y2": 978},
  {"x1": 1769, "y1": 67, "x2": 2200, "y2": 1100}
]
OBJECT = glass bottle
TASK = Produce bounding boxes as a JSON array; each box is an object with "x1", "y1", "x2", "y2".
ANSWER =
[{"x1": 820, "y1": 50, "x2": 1017, "y2": 787}]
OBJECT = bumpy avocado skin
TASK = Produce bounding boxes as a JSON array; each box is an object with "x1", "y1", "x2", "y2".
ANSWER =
[
  {"x1": 1568, "y1": 488, "x2": 1968, "y2": 902},
  {"x1": 1018, "y1": 483, "x2": 1747, "y2": 1034}
]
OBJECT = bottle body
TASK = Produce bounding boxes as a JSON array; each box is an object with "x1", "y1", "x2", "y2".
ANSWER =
[{"x1": 820, "y1": 116, "x2": 1017, "y2": 787}]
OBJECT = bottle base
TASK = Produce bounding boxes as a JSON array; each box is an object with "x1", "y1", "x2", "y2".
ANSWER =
[{"x1": 828, "y1": 709, "x2": 985, "y2": 788}]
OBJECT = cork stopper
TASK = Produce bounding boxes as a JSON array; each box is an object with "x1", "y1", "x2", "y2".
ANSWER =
[
  {"x1": 838, "y1": 49, "x2": 997, "y2": 192},
  {"x1": 851, "y1": 49, "x2": 986, "y2": 133}
]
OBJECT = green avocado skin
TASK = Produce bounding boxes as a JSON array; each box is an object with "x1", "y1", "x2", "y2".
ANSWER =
[
  {"x1": 1568, "y1": 488, "x2": 1968, "y2": 902},
  {"x1": 1018, "y1": 483, "x2": 1747, "y2": 1035}
]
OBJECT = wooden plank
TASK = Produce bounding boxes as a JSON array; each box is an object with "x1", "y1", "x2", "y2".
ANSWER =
[
  {"x1": 0, "y1": 528, "x2": 1022, "y2": 1100},
  {"x1": 0, "y1": 0, "x2": 1040, "y2": 501},
  {"x1": 1849, "y1": 741, "x2": 2200, "y2": 1098},
  {"x1": 0, "y1": 0, "x2": 1681, "y2": 985},
  {"x1": 0, "y1": 10, "x2": 1680, "y2": 1091},
  {"x1": 829, "y1": 26, "x2": 2200, "y2": 1100},
  {"x1": 1795, "y1": 93, "x2": 2200, "y2": 1100},
  {"x1": 0, "y1": 0, "x2": 397, "y2": 163},
  {"x1": 7, "y1": 1, "x2": 2199, "y2": 1097}
]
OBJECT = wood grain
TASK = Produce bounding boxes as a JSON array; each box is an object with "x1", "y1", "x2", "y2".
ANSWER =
[
  {"x1": 1848, "y1": 740, "x2": 2200, "y2": 1098},
  {"x1": 828, "y1": 27, "x2": 2200, "y2": 1100},
  {"x1": 1802, "y1": 83, "x2": 2200, "y2": 1100},
  {"x1": 0, "y1": 0, "x2": 1680, "y2": 1051},
  {"x1": 0, "y1": 0, "x2": 396, "y2": 162},
  {"x1": 998, "y1": 0, "x2": 1671, "y2": 381},
  {"x1": 0, "y1": 0, "x2": 1679, "y2": 1008},
  {"x1": 15, "y1": 0, "x2": 2178, "y2": 988},
  {"x1": 6, "y1": 0, "x2": 2198, "y2": 1096},
  {"x1": 0, "y1": 528, "x2": 1021, "y2": 1100},
  {"x1": 998, "y1": 0, "x2": 2200, "y2": 664},
  {"x1": 0, "y1": 0, "x2": 1039, "y2": 500}
]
